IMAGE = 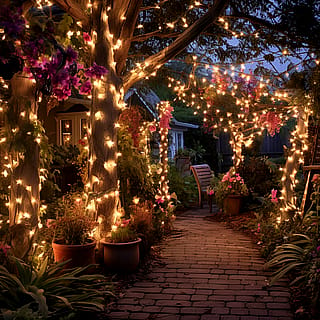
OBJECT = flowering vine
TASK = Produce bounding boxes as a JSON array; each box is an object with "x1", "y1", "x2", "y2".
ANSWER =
[{"x1": 259, "y1": 111, "x2": 282, "y2": 137}]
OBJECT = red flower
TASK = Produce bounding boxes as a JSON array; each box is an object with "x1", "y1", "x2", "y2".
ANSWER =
[
  {"x1": 83, "y1": 32, "x2": 92, "y2": 42},
  {"x1": 149, "y1": 124, "x2": 156, "y2": 133}
]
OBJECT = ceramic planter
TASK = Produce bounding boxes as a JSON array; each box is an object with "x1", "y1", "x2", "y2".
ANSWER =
[
  {"x1": 52, "y1": 239, "x2": 96, "y2": 268},
  {"x1": 223, "y1": 194, "x2": 242, "y2": 215},
  {"x1": 100, "y1": 238, "x2": 141, "y2": 272}
]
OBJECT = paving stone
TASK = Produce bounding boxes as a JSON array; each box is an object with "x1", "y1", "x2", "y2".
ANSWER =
[
  {"x1": 179, "y1": 307, "x2": 211, "y2": 314},
  {"x1": 226, "y1": 302, "x2": 245, "y2": 308},
  {"x1": 154, "y1": 314, "x2": 180, "y2": 319},
  {"x1": 161, "y1": 307, "x2": 180, "y2": 314},
  {"x1": 173, "y1": 294, "x2": 191, "y2": 300},
  {"x1": 129, "y1": 313, "x2": 150, "y2": 319},
  {"x1": 141, "y1": 305, "x2": 161, "y2": 313},
  {"x1": 163, "y1": 288, "x2": 195, "y2": 294},
  {"x1": 200, "y1": 315, "x2": 219, "y2": 320},
  {"x1": 110, "y1": 209, "x2": 293, "y2": 319},
  {"x1": 156, "y1": 299, "x2": 192, "y2": 307},
  {"x1": 124, "y1": 292, "x2": 145, "y2": 299},
  {"x1": 107, "y1": 311, "x2": 130, "y2": 319},
  {"x1": 144, "y1": 293, "x2": 172, "y2": 300},
  {"x1": 179, "y1": 315, "x2": 200, "y2": 320},
  {"x1": 211, "y1": 307, "x2": 230, "y2": 314}
]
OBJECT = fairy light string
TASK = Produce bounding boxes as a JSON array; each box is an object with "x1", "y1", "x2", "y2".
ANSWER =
[{"x1": 0, "y1": 0, "x2": 318, "y2": 262}]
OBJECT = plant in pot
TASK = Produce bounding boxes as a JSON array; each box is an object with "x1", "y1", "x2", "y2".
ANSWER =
[
  {"x1": 100, "y1": 215, "x2": 141, "y2": 273},
  {"x1": 213, "y1": 171, "x2": 249, "y2": 215},
  {"x1": 52, "y1": 194, "x2": 97, "y2": 268}
]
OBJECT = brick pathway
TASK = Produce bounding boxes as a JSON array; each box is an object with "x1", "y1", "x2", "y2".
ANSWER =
[{"x1": 108, "y1": 208, "x2": 293, "y2": 320}]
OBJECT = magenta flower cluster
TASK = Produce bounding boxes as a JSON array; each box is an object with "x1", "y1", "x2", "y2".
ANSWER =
[
  {"x1": 1, "y1": 3, "x2": 108, "y2": 101},
  {"x1": 159, "y1": 105, "x2": 174, "y2": 129},
  {"x1": 217, "y1": 171, "x2": 248, "y2": 197}
]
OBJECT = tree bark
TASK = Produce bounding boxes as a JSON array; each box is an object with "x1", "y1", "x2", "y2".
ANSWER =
[
  {"x1": 90, "y1": 0, "x2": 122, "y2": 230},
  {"x1": 280, "y1": 109, "x2": 308, "y2": 220},
  {"x1": 123, "y1": 0, "x2": 230, "y2": 91},
  {"x1": 8, "y1": 74, "x2": 39, "y2": 259},
  {"x1": 50, "y1": 0, "x2": 230, "y2": 232}
]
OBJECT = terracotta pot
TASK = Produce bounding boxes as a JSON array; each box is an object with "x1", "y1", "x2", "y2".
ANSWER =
[
  {"x1": 52, "y1": 240, "x2": 96, "y2": 268},
  {"x1": 223, "y1": 195, "x2": 242, "y2": 215},
  {"x1": 100, "y1": 238, "x2": 141, "y2": 272}
]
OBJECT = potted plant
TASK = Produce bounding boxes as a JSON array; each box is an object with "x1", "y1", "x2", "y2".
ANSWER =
[
  {"x1": 213, "y1": 171, "x2": 248, "y2": 215},
  {"x1": 52, "y1": 194, "x2": 97, "y2": 268},
  {"x1": 100, "y1": 217, "x2": 141, "y2": 272}
]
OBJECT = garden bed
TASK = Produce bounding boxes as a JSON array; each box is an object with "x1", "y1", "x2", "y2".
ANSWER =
[{"x1": 204, "y1": 209, "x2": 317, "y2": 320}]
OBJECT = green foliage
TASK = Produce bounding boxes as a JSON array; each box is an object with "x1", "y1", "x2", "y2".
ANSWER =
[
  {"x1": 41, "y1": 144, "x2": 86, "y2": 219},
  {"x1": 0, "y1": 256, "x2": 113, "y2": 319},
  {"x1": 0, "y1": 157, "x2": 9, "y2": 241},
  {"x1": 110, "y1": 227, "x2": 138, "y2": 244},
  {"x1": 129, "y1": 201, "x2": 154, "y2": 255},
  {"x1": 256, "y1": 175, "x2": 320, "y2": 316},
  {"x1": 167, "y1": 165, "x2": 198, "y2": 208},
  {"x1": 153, "y1": 193, "x2": 178, "y2": 240},
  {"x1": 117, "y1": 123, "x2": 155, "y2": 214},
  {"x1": 212, "y1": 172, "x2": 249, "y2": 208},
  {"x1": 238, "y1": 157, "x2": 280, "y2": 196},
  {"x1": 53, "y1": 193, "x2": 96, "y2": 245},
  {"x1": 266, "y1": 232, "x2": 320, "y2": 314}
]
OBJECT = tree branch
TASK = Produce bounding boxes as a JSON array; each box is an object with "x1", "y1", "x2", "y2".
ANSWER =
[
  {"x1": 140, "y1": 0, "x2": 169, "y2": 11},
  {"x1": 132, "y1": 30, "x2": 180, "y2": 42},
  {"x1": 111, "y1": 0, "x2": 143, "y2": 74},
  {"x1": 123, "y1": 0, "x2": 230, "y2": 91},
  {"x1": 51, "y1": 0, "x2": 89, "y2": 28},
  {"x1": 229, "y1": 12, "x2": 286, "y2": 35}
]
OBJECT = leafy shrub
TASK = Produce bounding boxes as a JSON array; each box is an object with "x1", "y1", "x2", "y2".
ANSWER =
[
  {"x1": 130, "y1": 201, "x2": 154, "y2": 255},
  {"x1": 41, "y1": 144, "x2": 85, "y2": 203},
  {"x1": 238, "y1": 156, "x2": 280, "y2": 196},
  {"x1": 167, "y1": 165, "x2": 198, "y2": 208},
  {"x1": 263, "y1": 174, "x2": 320, "y2": 317},
  {"x1": 212, "y1": 171, "x2": 248, "y2": 208},
  {"x1": 53, "y1": 194, "x2": 96, "y2": 245},
  {"x1": 117, "y1": 125, "x2": 155, "y2": 214},
  {"x1": 0, "y1": 256, "x2": 113, "y2": 319},
  {"x1": 109, "y1": 218, "x2": 138, "y2": 244}
]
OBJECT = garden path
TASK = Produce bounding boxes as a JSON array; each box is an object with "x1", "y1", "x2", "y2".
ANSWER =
[{"x1": 107, "y1": 207, "x2": 293, "y2": 320}]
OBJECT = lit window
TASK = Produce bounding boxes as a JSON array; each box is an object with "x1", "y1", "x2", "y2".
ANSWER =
[{"x1": 61, "y1": 120, "x2": 72, "y2": 146}]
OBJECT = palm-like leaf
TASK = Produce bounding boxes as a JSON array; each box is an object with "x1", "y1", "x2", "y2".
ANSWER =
[
  {"x1": 266, "y1": 234, "x2": 313, "y2": 285},
  {"x1": 0, "y1": 257, "x2": 113, "y2": 319}
]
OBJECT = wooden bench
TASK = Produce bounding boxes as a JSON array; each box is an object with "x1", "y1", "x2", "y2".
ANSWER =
[{"x1": 190, "y1": 164, "x2": 214, "y2": 211}]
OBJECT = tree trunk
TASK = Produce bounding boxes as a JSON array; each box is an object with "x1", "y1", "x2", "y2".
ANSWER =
[
  {"x1": 230, "y1": 129, "x2": 243, "y2": 169},
  {"x1": 90, "y1": 1, "x2": 122, "y2": 231},
  {"x1": 8, "y1": 74, "x2": 40, "y2": 259},
  {"x1": 280, "y1": 108, "x2": 308, "y2": 220}
]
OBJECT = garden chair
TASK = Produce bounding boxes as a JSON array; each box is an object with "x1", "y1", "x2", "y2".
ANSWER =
[{"x1": 190, "y1": 164, "x2": 214, "y2": 212}]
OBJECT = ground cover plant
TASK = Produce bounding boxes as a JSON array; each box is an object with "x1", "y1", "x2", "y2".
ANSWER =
[{"x1": 0, "y1": 254, "x2": 113, "y2": 319}]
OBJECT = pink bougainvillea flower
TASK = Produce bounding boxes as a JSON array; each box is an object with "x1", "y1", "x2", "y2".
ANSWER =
[
  {"x1": 312, "y1": 174, "x2": 319, "y2": 183},
  {"x1": 120, "y1": 219, "x2": 130, "y2": 228},
  {"x1": 222, "y1": 172, "x2": 230, "y2": 182},
  {"x1": 259, "y1": 111, "x2": 282, "y2": 137},
  {"x1": 65, "y1": 46, "x2": 78, "y2": 62},
  {"x1": 79, "y1": 81, "x2": 92, "y2": 95},
  {"x1": 271, "y1": 188, "x2": 278, "y2": 203},
  {"x1": 83, "y1": 32, "x2": 92, "y2": 42},
  {"x1": 149, "y1": 124, "x2": 156, "y2": 133},
  {"x1": 0, "y1": 243, "x2": 11, "y2": 256},
  {"x1": 85, "y1": 62, "x2": 108, "y2": 79},
  {"x1": 228, "y1": 185, "x2": 232, "y2": 188},
  {"x1": 78, "y1": 139, "x2": 86, "y2": 146},
  {"x1": 155, "y1": 195, "x2": 165, "y2": 204}
]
